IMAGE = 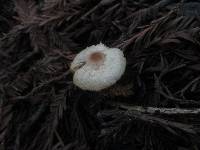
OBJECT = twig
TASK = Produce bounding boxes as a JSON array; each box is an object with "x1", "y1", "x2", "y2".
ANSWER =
[
  {"x1": 10, "y1": 70, "x2": 71, "y2": 101},
  {"x1": 158, "y1": 90, "x2": 200, "y2": 105},
  {"x1": 10, "y1": 49, "x2": 39, "y2": 69},
  {"x1": 0, "y1": 49, "x2": 39, "y2": 81},
  {"x1": 180, "y1": 76, "x2": 200, "y2": 95},
  {"x1": 98, "y1": 108, "x2": 196, "y2": 134},
  {"x1": 126, "y1": 111, "x2": 196, "y2": 134},
  {"x1": 118, "y1": 104, "x2": 200, "y2": 115},
  {"x1": 64, "y1": 3, "x2": 101, "y2": 32},
  {"x1": 54, "y1": 129, "x2": 65, "y2": 147}
]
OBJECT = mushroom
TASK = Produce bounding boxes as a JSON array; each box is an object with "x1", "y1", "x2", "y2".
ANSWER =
[{"x1": 70, "y1": 43, "x2": 126, "y2": 91}]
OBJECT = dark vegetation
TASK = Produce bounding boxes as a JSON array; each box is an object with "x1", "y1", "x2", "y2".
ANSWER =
[{"x1": 1, "y1": 0, "x2": 200, "y2": 149}]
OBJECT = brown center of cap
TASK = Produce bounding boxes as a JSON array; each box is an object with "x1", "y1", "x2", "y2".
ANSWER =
[{"x1": 89, "y1": 52, "x2": 105, "y2": 63}]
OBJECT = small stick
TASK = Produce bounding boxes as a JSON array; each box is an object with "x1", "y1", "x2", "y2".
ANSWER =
[
  {"x1": 65, "y1": 4, "x2": 100, "y2": 32},
  {"x1": 118, "y1": 104, "x2": 200, "y2": 115},
  {"x1": 10, "y1": 70, "x2": 71, "y2": 101}
]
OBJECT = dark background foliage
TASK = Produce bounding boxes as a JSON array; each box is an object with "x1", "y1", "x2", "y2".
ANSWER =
[{"x1": 1, "y1": 0, "x2": 200, "y2": 150}]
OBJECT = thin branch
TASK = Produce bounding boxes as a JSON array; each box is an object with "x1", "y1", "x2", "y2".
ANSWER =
[
  {"x1": 64, "y1": 3, "x2": 101, "y2": 32},
  {"x1": 159, "y1": 90, "x2": 200, "y2": 105},
  {"x1": 126, "y1": 111, "x2": 196, "y2": 134},
  {"x1": 180, "y1": 76, "x2": 200, "y2": 95},
  {"x1": 10, "y1": 49, "x2": 39, "y2": 69},
  {"x1": 99, "y1": 108, "x2": 197, "y2": 134},
  {"x1": 118, "y1": 104, "x2": 200, "y2": 115},
  {"x1": 54, "y1": 129, "x2": 65, "y2": 148},
  {"x1": 10, "y1": 70, "x2": 71, "y2": 102}
]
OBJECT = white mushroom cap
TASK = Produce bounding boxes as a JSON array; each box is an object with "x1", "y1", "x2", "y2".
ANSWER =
[{"x1": 70, "y1": 43, "x2": 126, "y2": 91}]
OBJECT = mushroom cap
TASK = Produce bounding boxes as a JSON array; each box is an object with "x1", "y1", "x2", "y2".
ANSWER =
[{"x1": 70, "y1": 43, "x2": 126, "y2": 91}]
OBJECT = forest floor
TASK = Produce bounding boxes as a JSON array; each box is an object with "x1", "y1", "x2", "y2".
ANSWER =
[{"x1": 1, "y1": 0, "x2": 200, "y2": 150}]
